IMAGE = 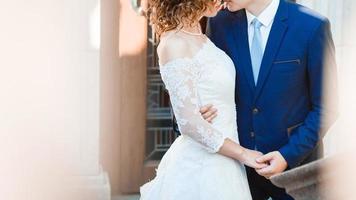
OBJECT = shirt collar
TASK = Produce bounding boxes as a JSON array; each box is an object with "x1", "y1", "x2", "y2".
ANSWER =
[{"x1": 246, "y1": 0, "x2": 280, "y2": 27}]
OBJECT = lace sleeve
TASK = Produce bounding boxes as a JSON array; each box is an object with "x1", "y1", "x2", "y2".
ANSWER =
[{"x1": 160, "y1": 59, "x2": 226, "y2": 153}]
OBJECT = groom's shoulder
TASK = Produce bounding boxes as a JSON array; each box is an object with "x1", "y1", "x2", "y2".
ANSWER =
[{"x1": 287, "y1": 1, "x2": 329, "y2": 26}]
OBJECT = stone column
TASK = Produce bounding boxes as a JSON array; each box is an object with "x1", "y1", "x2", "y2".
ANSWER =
[{"x1": 0, "y1": 0, "x2": 110, "y2": 199}]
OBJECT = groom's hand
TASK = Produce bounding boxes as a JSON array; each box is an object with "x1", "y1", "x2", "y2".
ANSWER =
[
  {"x1": 255, "y1": 151, "x2": 288, "y2": 179},
  {"x1": 200, "y1": 104, "x2": 218, "y2": 123}
]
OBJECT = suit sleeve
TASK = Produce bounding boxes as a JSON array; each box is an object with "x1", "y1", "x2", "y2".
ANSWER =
[{"x1": 279, "y1": 19, "x2": 339, "y2": 168}]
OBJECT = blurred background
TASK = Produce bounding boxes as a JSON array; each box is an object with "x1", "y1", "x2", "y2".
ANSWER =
[{"x1": 0, "y1": 0, "x2": 355, "y2": 200}]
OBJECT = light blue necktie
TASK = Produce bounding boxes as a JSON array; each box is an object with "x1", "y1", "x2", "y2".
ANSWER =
[{"x1": 250, "y1": 18, "x2": 263, "y2": 85}]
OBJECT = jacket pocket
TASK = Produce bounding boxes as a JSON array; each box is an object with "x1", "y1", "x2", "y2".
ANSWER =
[
  {"x1": 287, "y1": 122, "x2": 303, "y2": 138},
  {"x1": 273, "y1": 59, "x2": 301, "y2": 65}
]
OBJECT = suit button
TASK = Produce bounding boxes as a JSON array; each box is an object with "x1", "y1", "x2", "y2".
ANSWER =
[
  {"x1": 252, "y1": 108, "x2": 259, "y2": 114},
  {"x1": 250, "y1": 132, "x2": 255, "y2": 138}
]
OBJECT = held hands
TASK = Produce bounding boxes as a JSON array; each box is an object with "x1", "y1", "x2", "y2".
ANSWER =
[
  {"x1": 255, "y1": 151, "x2": 288, "y2": 179},
  {"x1": 239, "y1": 148, "x2": 268, "y2": 169},
  {"x1": 239, "y1": 149, "x2": 288, "y2": 178}
]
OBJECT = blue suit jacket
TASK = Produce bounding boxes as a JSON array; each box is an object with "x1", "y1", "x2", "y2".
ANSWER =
[{"x1": 206, "y1": 0, "x2": 338, "y2": 168}]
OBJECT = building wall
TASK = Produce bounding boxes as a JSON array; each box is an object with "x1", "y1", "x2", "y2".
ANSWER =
[
  {"x1": 100, "y1": 0, "x2": 122, "y2": 196},
  {"x1": 100, "y1": 0, "x2": 148, "y2": 195}
]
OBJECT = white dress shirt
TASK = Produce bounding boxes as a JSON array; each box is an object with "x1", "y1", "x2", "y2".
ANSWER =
[{"x1": 246, "y1": 0, "x2": 280, "y2": 54}]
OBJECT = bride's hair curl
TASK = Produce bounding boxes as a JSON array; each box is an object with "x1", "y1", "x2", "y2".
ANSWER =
[{"x1": 147, "y1": 0, "x2": 216, "y2": 38}]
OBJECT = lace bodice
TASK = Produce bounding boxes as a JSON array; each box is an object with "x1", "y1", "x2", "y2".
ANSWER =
[{"x1": 160, "y1": 39, "x2": 237, "y2": 153}]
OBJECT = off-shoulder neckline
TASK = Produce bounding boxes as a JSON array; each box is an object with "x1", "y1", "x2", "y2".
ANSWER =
[{"x1": 159, "y1": 38, "x2": 212, "y2": 67}]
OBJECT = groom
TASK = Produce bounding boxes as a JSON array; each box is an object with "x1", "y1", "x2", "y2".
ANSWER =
[{"x1": 199, "y1": 0, "x2": 338, "y2": 199}]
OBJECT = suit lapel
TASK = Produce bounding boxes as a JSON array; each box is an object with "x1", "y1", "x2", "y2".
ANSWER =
[
  {"x1": 230, "y1": 10, "x2": 256, "y2": 93},
  {"x1": 254, "y1": 0, "x2": 289, "y2": 102}
]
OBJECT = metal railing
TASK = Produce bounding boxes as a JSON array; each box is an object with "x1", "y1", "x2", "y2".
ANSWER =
[{"x1": 144, "y1": 14, "x2": 178, "y2": 160}]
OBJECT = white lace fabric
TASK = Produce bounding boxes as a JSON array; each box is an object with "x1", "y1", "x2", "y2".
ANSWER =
[{"x1": 160, "y1": 58, "x2": 226, "y2": 153}]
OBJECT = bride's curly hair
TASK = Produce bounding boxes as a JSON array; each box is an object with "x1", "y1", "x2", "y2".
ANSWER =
[{"x1": 147, "y1": 0, "x2": 217, "y2": 38}]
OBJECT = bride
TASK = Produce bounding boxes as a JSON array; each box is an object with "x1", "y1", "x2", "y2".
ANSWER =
[{"x1": 140, "y1": 0, "x2": 267, "y2": 199}]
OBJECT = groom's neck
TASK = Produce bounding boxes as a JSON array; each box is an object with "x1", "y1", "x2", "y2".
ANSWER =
[{"x1": 246, "y1": 0, "x2": 273, "y2": 16}]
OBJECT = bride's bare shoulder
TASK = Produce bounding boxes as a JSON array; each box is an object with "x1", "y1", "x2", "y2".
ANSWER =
[{"x1": 157, "y1": 32, "x2": 194, "y2": 66}]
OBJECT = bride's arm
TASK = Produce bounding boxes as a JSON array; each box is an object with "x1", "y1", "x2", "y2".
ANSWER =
[
  {"x1": 218, "y1": 138, "x2": 267, "y2": 169},
  {"x1": 160, "y1": 57, "x2": 266, "y2": 169}
]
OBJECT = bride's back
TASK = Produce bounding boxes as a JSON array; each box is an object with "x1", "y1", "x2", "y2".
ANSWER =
[{"x1": 157, "y1": 31, "x2": 208, "y2": 66}]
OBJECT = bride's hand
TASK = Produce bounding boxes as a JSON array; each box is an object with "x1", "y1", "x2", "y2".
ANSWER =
[{"x1": 239, "y1": 148, "x2": 268, "y2": 169}]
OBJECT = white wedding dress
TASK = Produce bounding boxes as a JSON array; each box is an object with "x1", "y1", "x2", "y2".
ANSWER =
[{"x1": 140, "y1": 37, "x2": 252, "y2": 200}]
